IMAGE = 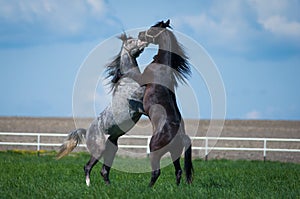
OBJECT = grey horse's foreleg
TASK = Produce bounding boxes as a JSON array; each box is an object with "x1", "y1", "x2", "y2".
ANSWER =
[
  {"x1": 128, "y1": 86, "x2": 146, "y2": 114},
  {"x1": 128, "y1": 99, "x2": 145, "y2": 114}
]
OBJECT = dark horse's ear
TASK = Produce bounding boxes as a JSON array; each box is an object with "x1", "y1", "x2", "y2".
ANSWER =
[
  {"x1": 165, "y1": 19, "x2": 170, "y2": 27},
  {"x1": 159, "y1": 20, "x2": 164, "y2": 27},
  {"x1": 153, "y1": 20, "x2": 171, "y2": 28}
]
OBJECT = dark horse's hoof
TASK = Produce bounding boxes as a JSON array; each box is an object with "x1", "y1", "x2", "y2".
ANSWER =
[
  {"x1": 100, "y1": 168, "x2": 111, "y2": 185},
  {"x1": 148, "y1": 169, "x2": 161, "y2": 187},
  {"x1": 104, "y1": 179, "x2": 111, "y2": 185},
  {"x1": 176, "y1": 170, "x2": 182, "y2": 185}
]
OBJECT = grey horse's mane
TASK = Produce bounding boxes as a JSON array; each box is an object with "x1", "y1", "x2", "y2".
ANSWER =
[
  {"x1": 105, "y1": 54, "x2": 121, "y2": 91},
  {"x1": 105, "y1": 34, "x2": 133, "y2": 91}
]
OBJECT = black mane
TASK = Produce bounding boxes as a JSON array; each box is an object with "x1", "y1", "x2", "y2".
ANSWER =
[
  {"x1": 152, "y1": 24, "x2": 191, "y2": 86},
  {"x1": 105, "y1": 53, "x2": 121, "y2": 91},
  {"x1": 152, "y1": 19, "x2": 172, "y2": 29},
  {"x1": 105, "y1": 33, "x2": 137, "y2": 91}
]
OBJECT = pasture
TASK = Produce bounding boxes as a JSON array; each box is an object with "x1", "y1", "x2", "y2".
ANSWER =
[{"x1": 1, "y1": 151, "x2": 299, "y2": 198}]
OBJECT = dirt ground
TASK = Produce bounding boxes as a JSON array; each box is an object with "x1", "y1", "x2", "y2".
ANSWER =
[{"x1": 0, "y1": 117, "x2": 299, "y2": 163}]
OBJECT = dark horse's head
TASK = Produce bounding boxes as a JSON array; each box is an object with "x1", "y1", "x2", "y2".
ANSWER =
[
  {"x1": 105, "y1": 33, "x2": 147, "y2": 91},
  {"x1": 138, "y1": 20, "x2": 191, "y2": 86}
]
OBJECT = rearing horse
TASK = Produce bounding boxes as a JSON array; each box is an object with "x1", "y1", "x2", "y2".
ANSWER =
[
  {"x1": 137, "y1": 20, "x2": 193, "y2": 187},
  {"x1": 56, "y1": 34, "x2": 147, "y2": 186}
]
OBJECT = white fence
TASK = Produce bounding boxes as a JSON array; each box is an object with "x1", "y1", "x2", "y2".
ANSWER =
[{"x1": 1, "y1": 132, "x2": 300, "y2": 161}]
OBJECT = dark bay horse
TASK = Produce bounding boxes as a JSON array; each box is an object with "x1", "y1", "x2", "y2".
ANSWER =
[
  {"x1": 137, "y1": 20, "x2": 193, "y2": 186},
  {"x1": 56, "y1": 34, "x2": 147, "y2": 186}
]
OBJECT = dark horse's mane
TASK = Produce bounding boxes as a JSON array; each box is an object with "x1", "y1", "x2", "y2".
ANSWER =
[{"x1": 152, "y1": 21, "x2": 191, "y2": 87}]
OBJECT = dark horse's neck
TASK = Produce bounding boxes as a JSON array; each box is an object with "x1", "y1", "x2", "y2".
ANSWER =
[
  {"x1": 153, "y1": 49, "x2": 172, "y2": 65},
  {"x1": 152, "y1": 46, "x2": 189, "y2": 88}
]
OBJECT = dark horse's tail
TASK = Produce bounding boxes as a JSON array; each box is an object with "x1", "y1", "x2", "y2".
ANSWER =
[
  {"x1": 56, "y1": 128, "x2": 86, "y2": 160},
  {"x1": 184, "y1": 135, "x2": 193, "y2": 183}
]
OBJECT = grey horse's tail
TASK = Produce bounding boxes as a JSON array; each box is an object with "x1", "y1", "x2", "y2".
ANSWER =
[
  {"x1": 56, "y1": 128, "x2": 86, "y2": 160},
  {"x1": 184, "y1": 134, "x2": 194, "y2": 184}
]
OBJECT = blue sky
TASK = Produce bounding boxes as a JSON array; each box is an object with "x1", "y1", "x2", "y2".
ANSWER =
[{"x1": 0, "y1": 0, "x2": 299, "y2": 120}]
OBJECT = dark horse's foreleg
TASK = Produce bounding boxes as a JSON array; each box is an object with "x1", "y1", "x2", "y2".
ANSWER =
[
  {"x1": 84, "y1": 156, "x2": 99, "y2": 186},
  {"x1": 101, "y1": 135, "x2": 119, "y2": 185}
]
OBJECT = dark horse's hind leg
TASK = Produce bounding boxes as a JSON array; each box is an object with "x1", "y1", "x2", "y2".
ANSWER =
[
  {"x1": 170, "y1": 138, "x2": 184, "y2": 185},
  {"x1": 149, "y1": 151, "x2": 163, "y2": 187},
  {"x1": 101, "y1": 135, "x2": 119, "y2": 185},
  {"x1": 84, "y1": 156, "x2": 99, "y2": 186},
  {"x1": 171, "y1": 153, "x2": 183, "y2": 185}
]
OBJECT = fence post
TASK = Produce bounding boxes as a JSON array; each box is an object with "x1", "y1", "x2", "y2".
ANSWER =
[
  {"x1": 205, "y1": 137, "x2": 208, "y2": 161},
  {"x1": 37, "y1": 134, "x2": 40, "y2": 157},
  {"x1": 263, "y1": 139, "x2": 267, "y2": 162},
  {"x1": 146, "y1": 136, "x2": 151, "y2": 157}
]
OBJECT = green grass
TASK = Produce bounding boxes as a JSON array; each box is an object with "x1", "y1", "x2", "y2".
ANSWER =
[{"x1": 0, "y1": 151, "x2": 299, "y2": 199}]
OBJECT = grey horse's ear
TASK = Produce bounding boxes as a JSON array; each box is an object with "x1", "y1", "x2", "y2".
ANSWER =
[{"x1": 118, "y1": 33, "x2": 127, "y2": 41}]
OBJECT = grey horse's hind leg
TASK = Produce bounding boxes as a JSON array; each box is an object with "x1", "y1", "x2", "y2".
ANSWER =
[
  {"x1": 101, "y1": 136, "x2": 119, "y2": 185},
  {"x1": 84, "y1": 156, "x2": 99, "y2": 186},
  {"x1": 100, "y1": 164, "x2": 111, "y2": 185}
]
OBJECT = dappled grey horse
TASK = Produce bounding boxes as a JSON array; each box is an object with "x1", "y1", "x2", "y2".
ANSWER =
[{"x1": 56, "y1": 34, "x2": 147, "y2": 186}]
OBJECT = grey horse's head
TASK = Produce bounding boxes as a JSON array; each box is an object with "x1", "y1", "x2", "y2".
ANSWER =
[{"x1": 105, "y1": 33, "x2": 148, "y2": 90}]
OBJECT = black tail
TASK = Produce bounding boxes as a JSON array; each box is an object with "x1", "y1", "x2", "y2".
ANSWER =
[
  {"x1": 56, "y1": 128, "x2": 86, "y2": 160},
  {"x1": 184, "y1": 135, "x2": 193, "y2": 184}
]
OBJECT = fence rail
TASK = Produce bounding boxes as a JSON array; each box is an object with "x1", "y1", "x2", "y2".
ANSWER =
[{"x1": 1, "y1": 132, "x2": 300, "y2": 161}]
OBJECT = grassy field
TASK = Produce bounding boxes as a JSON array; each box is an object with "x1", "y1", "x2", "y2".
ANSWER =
[{"x1": 1, "y1": 151, "x2": 299, "y2": 199}]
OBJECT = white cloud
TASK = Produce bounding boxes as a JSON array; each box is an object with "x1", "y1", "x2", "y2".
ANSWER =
[
  {"x1": 249, "y1": 0, "x2": 300, "y2": 39},
  {"x1": 173, "y1": 0, "x2": 246, "y2": 40},
  {"x1": 174, "y1": 14, "x2": 236, "y2": 49},
  {"x1": 245, "y1": 110, "x2": 261, "y2": 119},
  {"x1": 259, "y1": 15, "x2": 300, "y2": 39},
  {"x1": 248, "y1": 0, "x2": 295, "y2": 19},
  {"x1": 0, "y1": 0, "x2": 109, "y2": 37},
  {"x1": 172, "y1": 1, "x2": 259, "y2": 53},
  {"x1": 172, "y1": 0, "x2": 300, "y2": 59},
  {"x1": 87, "y1": 0, "x2": 106, "y2": 14}
]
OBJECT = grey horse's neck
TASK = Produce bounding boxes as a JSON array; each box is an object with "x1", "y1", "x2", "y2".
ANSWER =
[{"x1": 119, "y1": 51, "x2": 141, "y2": 84}]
